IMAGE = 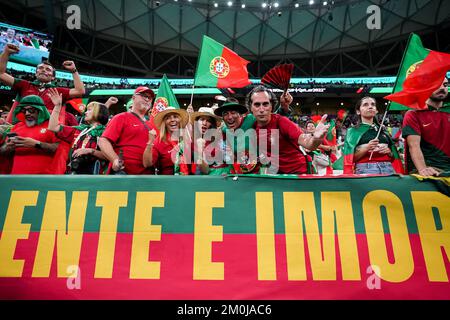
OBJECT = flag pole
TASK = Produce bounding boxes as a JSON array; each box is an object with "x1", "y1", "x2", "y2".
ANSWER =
[
  {"x1": 368, "y1": 33, "x2": 414, "y2": 160},
  {"x1": 189, "y1": 83, "x2": 195, "y2": 106},
  {"x1": 368, "y1": 107, "x2": 388, "y2": 160}
]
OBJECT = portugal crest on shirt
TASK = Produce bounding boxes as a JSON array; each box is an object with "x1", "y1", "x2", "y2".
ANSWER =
[
  {"x1": 40, "y1": 128, "x2": 47, "y2": 134},
  {"x1": 210, "y1": 56, "x2": 230, "y2": 79}
]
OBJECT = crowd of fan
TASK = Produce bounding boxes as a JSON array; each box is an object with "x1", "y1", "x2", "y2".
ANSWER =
[{"x1": 0, "y1": 43, "x2": 448, "y2": 178}]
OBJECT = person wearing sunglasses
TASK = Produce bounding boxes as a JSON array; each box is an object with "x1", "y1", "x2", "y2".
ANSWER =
[{"x1": 0, "y1": 95, "x2": 59, "y2": 174}]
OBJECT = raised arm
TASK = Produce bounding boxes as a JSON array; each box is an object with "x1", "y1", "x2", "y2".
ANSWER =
[
  {"x1": 47, "y1": 88, "x2": 63, "y2": 132},
  {"x1": 298, "y1": 115, "x2": 330, "y2": 150},
  {"x1": 0, "y1": 44, "x2": 19, "y2": 87},
  {"x1": 63, "y1": 61, "x2": 85, "y2": 97}
]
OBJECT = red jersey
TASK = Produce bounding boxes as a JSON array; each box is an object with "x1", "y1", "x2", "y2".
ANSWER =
[
  {"x1": 254, "y1": 114, "x2": 306, "y2": 174},
  {"x1": 152, "y1": 139, "x2": 177, "y2": 175},
  {"x1": 10, "y1": 121, "x2": 59, "y2": 174},
  {"x1": 402, "y1": 108, "x2": 450, "y2": 172},
  {"x1": 12, "y1": 79, "x2": 71, "y2": 112},
  {"x1": 101, "y1": 112, "x2": 152, "y2": 175}
]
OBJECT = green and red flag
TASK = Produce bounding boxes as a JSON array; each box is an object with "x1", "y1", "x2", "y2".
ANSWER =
[
  {"x1": 385, "y1": 49, "x2": 450, "y2": 110},
  {"x1": 341, "y1": 124, "x2": 404, "y2": 174},
  {"x1": 194, "y1": 36, "x2": 251, "y2": 88},
  {"x1": 66, "y1": 98, "x2": 89, "y2": 114},
  {"x1": 151, "y1": 74, "x2": 180, "y2": 118},
  {"x1": 325, "y1": 119, "x2": 336, "y2": 145},
  {"x1": 387, "y1": 33, "x2": 429, "y2": 111}
]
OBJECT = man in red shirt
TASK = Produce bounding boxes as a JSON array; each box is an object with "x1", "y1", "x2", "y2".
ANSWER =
[
  {"x1": 402, "y1": 77, "x2": 450, "y2": 176},
  {"x1": 0, "y1": 43, "x2": 85, "y2": 174},
  {"x1": 0, "y1": 95, "x2": 59, "y2": 174},
  {"x1": 0, "y1": 44, "x2": 85, "y2": 119},
  {"x1": 248, "y1": 85, "x2": 329, "y2": 174},
  {"x1": 99, "y1": 86, "x2": 155, "y2": 175}
]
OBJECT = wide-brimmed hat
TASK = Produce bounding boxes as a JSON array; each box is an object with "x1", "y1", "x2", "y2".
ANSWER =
[
  {"x1": 153, "y1": 107, "x2": 189, "y2": 129},
  {"x1": 213, "y1": 101, "x2": 247, "y2": 117},
  {"x1": 13, "y1": 95, "x2": 50, "y2": 125},
  {"x1": 191, "y1": 107, "x2": 222, "y2": 126},
  {"x1": 134, "y1": 86, "x2": 155, "y2": 100}
]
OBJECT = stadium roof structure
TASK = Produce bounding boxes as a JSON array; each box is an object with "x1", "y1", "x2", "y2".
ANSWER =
[{"x1": 1, "y1": 0, "x2": 449, "y2": 78}]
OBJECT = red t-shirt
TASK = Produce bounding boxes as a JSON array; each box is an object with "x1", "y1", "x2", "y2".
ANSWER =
[
  {"x1": 254, "y1": 114, "x2": 306, "y2": 174},
  {"x1": 12, "y1": 79, "x2": 71, "y2": 112},
  {"x1": 402, "y1": 109, "x2": 450, "y2": 172},
  {"x1": 101, "y1": 112, "x2": 152, "y2": 175},
  {"x1": 10, "y1": 121, "x2": 59, "y2": 174},
  {"x1": 152, "y1": 139, "x2": 177, "y2": 175}
]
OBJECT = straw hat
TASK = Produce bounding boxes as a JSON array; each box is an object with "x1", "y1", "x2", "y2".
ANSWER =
[
  {"x1": 153, "y1": 107, "x2": 189, "y2": 129},
  {"x1": 191, "y1": 107, "x2": 222, "y2": 126}
]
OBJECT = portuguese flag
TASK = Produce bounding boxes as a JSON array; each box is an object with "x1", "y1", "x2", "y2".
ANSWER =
[
  {"x1": 385, "y1": 49, "x2": 450, "y2": 110},
  {"x1": 151, "y1": 74, "x2": 180, "y2": 118},
  {"x1": 194, "y1": 36, "x2": 251, "y2": 88},
  {"x1": 340, "y1": 124, "x2": 404, "y2": 174},
  {"x1": 66, "y1": 98, "x2": 89, "y2": 114},
  {"x1": 388, "y1": 33, "x2": 429, "y2": 111}
]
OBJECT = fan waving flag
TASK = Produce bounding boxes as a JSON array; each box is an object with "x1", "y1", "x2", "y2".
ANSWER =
[
  {"x1": 151, "y1": 74, "x2": 180, "y2": 118},
  {"x1": 194, "y1": 36, "x2": 251, "y2": 88},
  {"x1": 385, "y1": 50, "x2": 450, "y2": 110},
  {"x1": 388, "y1": 33, "x2": 429, "y2": 111}
]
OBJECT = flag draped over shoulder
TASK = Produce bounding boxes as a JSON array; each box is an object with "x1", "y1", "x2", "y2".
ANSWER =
[
  {"x1": 386, "y1": 33, "x2": 450, "y2": 110},
  {"x1": 151, "y1": 74, "x2": 180, "y2": 118},
  {"x1": 194, "y1": 36, "x2": 251, "y2": 88},
  {"x1": 341, "y1": 124, "x2": 403, "y2": 174}
]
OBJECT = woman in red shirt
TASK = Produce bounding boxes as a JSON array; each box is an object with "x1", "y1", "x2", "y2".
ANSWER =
[{"x1": 143, "y1": 107, "x2": 205, "y2": 175}]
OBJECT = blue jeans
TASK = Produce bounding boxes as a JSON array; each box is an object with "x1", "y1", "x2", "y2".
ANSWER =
[{"x1": 355, "y1": 162, "x2": 395, "y2": 175}]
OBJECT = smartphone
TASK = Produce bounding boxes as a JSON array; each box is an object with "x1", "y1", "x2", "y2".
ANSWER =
[{"x1": 6, "y1": 132, "x2": 18, "y2": 138}]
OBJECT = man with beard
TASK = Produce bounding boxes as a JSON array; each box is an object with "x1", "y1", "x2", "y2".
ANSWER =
[
  {"x1": 0, "y1": 95, "x2": 59, "y2": 174},
  {"x1": 402, "y1": 77, "x2": 450, "y2": 176},
  {"x1": 99, "y1": 86, "x2": 155, "y2": 175}
]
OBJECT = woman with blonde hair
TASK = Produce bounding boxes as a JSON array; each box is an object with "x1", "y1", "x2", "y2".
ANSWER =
[
  {"x1": 143, "y1": 107, "x2": 208, "y2": 175},
  {"x1": 48, "y1": 88, "x2": 109, "y2": 174}
]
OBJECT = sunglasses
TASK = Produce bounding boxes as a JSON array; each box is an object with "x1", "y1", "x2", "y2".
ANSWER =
[
  {"x1": 21, "y1": 108, "x2": 38, "y2": 114},
  {"x1": 136, "y1": 93, "x2": 152, "y2": 101}
]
